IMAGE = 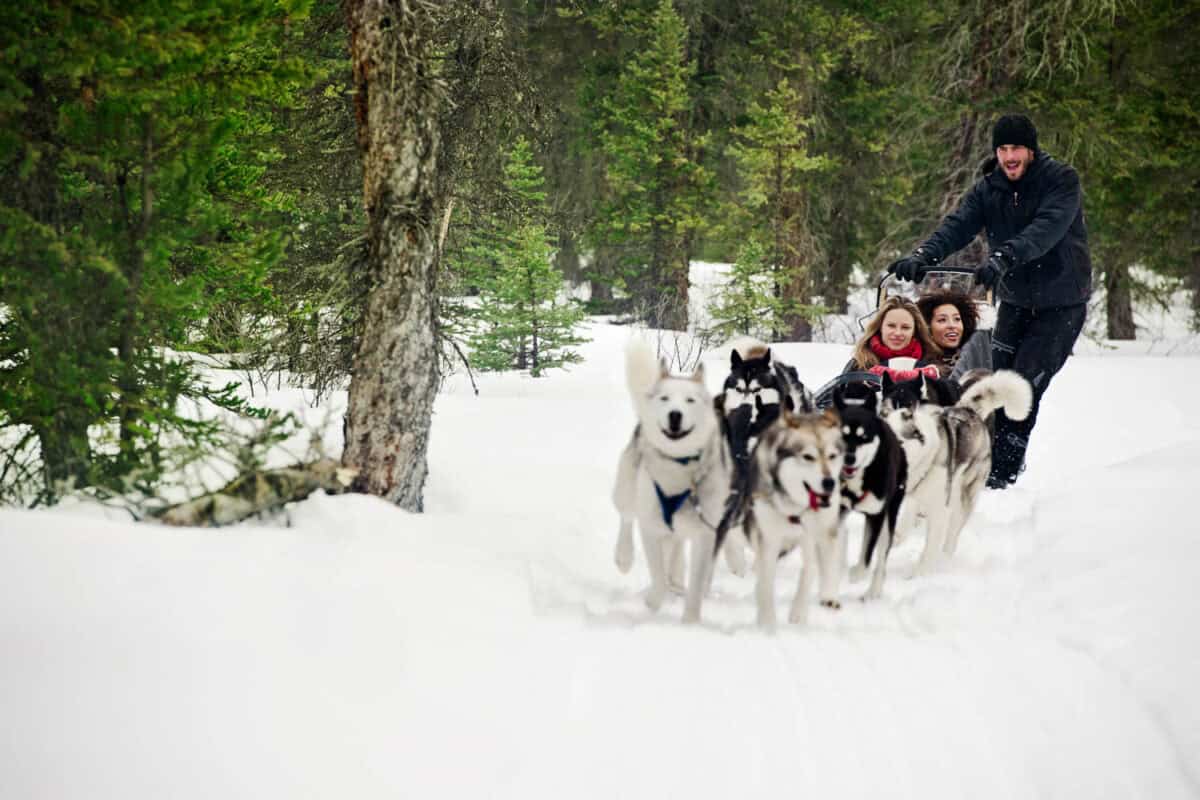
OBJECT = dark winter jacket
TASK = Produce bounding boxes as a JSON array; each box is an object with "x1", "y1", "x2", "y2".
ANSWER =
[{"x1": 918, "y1": 153, "x2": 1092, "y2": 310}]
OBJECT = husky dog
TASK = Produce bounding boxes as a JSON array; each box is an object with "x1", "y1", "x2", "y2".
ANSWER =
[
  {"x1": 883, "y1": 370, "x2": 1032, "y2": 575},
  {"x1": 880, "y1": 370, "x2": 962, "y2": 410},
  {"x1": 716, "y1": 408, "x2": 845, "y2": 628},
  {"x1": 833, "y1": 383, "x2": 908, "y2": 601},
  {"x1": 612, "y1": 340, "x2": 735, "y2": 622},
  {"x1": 716, "y1": 341, "x2": 815, "y2": 471}
]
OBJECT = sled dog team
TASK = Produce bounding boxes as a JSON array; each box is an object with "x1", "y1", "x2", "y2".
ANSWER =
[{"x1": 612, "y1": 338, "x2": 1032, "y2": 629}]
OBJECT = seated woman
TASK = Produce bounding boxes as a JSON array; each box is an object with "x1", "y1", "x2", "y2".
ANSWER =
[
  {"x1": 916, "y1": 290, "x2": 992, "y2": 381},
  {"x1": 841, "y1": 296, "x2": 942, "y2": 382}
]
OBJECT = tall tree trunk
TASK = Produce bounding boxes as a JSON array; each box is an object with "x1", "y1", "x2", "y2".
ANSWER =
[
  {"x1": 1105, "y1": 259, "x2": 1136, "y2": 339},
  {"x1": 342, "y1": 0, "x2": 442, "y2": 511}
]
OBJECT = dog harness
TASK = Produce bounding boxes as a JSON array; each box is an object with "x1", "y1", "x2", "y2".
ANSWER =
[{"x1": 654, "y1": 483, "x2": 692, "y2": 528}]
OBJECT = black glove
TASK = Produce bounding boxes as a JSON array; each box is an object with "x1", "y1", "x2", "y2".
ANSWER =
[
  {"x1": 976, "y1": 248, "x2": 1014, "y2": 290},
  {"x1": 886, "y1": 247, "x2": 933, "y2": 282}
]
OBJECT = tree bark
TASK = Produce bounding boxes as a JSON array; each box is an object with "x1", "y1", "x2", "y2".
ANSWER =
[
  {"x1": 1105, "y1": 258, "x2": 1136, "y2": 339},
  {"x1": 342, "y1": 0, "x2": 442, "y2": 511}
]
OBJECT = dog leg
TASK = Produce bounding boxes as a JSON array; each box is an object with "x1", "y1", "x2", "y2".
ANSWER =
[
  {"x1": 913, "y1": 498, "x2": 948, "y2": 577},
  {"x1": 614, "y1": 516, "x2": 635, "y2": 574},
  {"x1": 682, "y1": 524, "x2": 715, "y2": 624},
  {"x1": 849, "y1": 516, "x2": 870, "y2": 582},
  {"x1": 788, "y1": 531, "x2": 818, "y2": 625},
  {"x1": 667, "y1": 537, "x2": 686, "y2": 595},
  {"x1": 864, "y1": 524, "x2": 891, "y2": 601},
  {"x1": 640, "y1": 529, "x2": 669, "y2": 612},
  {"x1": 816, "y1": 527, "x2": 843, "y2": 610},
  {"x1": 612, "y1": 440, "x2": 639, "y2": 574},
  {"x1": 755, "y1": 532, "x2": 779, "y2": 630},
  {"x1": 722, "y1": 532, "x2": 748, "y2": 578}
]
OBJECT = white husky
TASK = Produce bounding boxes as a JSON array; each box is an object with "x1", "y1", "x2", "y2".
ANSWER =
[
  {"x1": 612, "y1": 340, "x2": 737, "y2": 623},
  {"x1": 883, "y1": 370, "x2": 1033, "y2": 575}
]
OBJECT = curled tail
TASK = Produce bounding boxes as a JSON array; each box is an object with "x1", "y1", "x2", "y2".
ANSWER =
[{"x1": 956, "y1": 370, "x2": 1032, "y2": 421}]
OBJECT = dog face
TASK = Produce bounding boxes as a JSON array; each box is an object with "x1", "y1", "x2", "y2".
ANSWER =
[
  {"x1": 640, "y1": 362, "x2": 718, "y2": 457},
  {"x1": 879, "y1": 372, "x2": 926, "y2": 414},
  {"x1": 833, "y1": 384, "x2": 883, "y2": 480},
  {"x1": 757, "y1": 409, "x2": 844, "y2": 510},
  {"x1": 723, "y1": 348, "x2": 781, "y2": 426}
]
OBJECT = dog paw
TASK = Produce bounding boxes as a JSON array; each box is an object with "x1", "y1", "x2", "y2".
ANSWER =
[
  {"x1": 645, "y1": 588, "x2": 666, "y2": 612},
  {"x1": 787, "y1": 608, "x2": 808, "y2": 625},
  {"x1": 614, "y1": 545, "x2": 634, "y2": 574},
  {"x1": 819, "y1": 598, "x2": 841, "y2": 610},
  {"x1": 682, "y1": 609, "x2": 700, "y2": 625}
]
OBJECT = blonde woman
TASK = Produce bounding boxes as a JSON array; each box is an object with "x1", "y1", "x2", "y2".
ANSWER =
[{"x1": 842, "y1": 296, "x2": 942, "y2": 381}]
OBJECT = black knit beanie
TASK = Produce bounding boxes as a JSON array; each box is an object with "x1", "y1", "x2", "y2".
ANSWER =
[{"x1": 992, "y1": 114, "x2": 1038, "y2": 151}]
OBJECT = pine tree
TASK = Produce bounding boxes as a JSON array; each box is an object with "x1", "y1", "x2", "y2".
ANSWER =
[
  {"x1": 0, "y1": 0, "x2": 309, "y2": 500},
  {"x1": 706, "y1": 239, "x2": 792, "y2": 341},
  {"x1": 726, "y1": 77, "x2": 830, "y2": 340},
  {"x1": 466, "y1": 137, "x2": 587, "y2": 377},
  {"x1": 585, "y1": 0, "x2": 711, "y2": 330}
]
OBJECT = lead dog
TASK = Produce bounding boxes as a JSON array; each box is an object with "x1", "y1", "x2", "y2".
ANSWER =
[
  {"x1": 882, "y1": 370, "x2": 1032, "y2": 575},
  {"x1": 612, "y1": 340, "x2": 735, "y2": 622},
  {"x1": 716, "y1": 408, "x2": 845, "y2": 628}
]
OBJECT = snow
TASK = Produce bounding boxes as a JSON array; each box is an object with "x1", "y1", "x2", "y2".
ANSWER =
[{"x1": 3, "y1": 289, "x2": 1200, "y2": 798}]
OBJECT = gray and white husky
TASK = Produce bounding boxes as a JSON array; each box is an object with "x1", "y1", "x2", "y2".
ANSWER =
[
  {"x1": 716, "y1": 408, "x2": 845, "y2": 629},
  {"x1": 612, "y1": 339, "x2": 739, "y2": 623},
  {"x1": 883, "y1": 370, "x2": 1032, "y2": 575}
]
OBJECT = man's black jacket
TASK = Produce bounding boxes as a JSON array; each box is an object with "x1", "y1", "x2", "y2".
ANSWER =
[{"x1": 918, "y1": 152, "x2": 1092, "y2": 310}]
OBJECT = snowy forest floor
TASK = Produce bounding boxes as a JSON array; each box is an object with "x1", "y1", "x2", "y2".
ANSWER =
[{"x1": 2, "y1": 275, "x2": 1200, "y2": 798}]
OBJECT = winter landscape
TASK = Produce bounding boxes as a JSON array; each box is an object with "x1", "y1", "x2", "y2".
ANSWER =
[{"x1": 2, "y1": 267, "x2": 1199, "y2": 799}]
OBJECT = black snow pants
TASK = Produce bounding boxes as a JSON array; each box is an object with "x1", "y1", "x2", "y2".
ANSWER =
[{"x1": 989, "y1": 302, "x2": 1087, "y2": 483}]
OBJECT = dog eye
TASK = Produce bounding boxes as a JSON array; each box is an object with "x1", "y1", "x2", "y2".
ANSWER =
[
  {"x1": 686, "y1": 397, "x2": 695, "y2": 404},
  {"x1": 659, "y1": 395, "x2": 669, "y2": 402},
  {"x1": 803, "y1": 453, "x2": 816, "y2": 462}
]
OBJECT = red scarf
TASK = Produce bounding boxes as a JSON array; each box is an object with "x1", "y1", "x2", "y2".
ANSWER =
[{"x1": 868, "y1": 334, "x2": 923, "y2": 363}]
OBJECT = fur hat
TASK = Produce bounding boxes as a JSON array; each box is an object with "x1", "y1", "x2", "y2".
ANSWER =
[{"x1": 992, "y1": 114, "x2": 1038, "y2": 152}]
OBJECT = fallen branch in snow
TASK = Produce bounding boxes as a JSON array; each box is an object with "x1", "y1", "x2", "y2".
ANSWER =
[{"x1": 152, "y1": 458, "x2": 358, "y2": 527}]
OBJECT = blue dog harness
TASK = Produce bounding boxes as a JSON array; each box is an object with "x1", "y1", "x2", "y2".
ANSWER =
[{"x1": 655, "y1": 484, "x2": 692, "y2": 528}]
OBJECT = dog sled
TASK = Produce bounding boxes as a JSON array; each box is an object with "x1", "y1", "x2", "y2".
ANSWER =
[{"x1": 813, "y1": 267, "x2": 993, "y2": 409}]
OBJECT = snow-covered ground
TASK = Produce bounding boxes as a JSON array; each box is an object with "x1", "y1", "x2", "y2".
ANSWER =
[{"x1": 3, "y1": 287, "x2": 1200, "y2": 798}]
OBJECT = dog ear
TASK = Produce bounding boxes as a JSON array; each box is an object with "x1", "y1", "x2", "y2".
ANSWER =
[
  {"x1": 763, "y1": 347, "x2": 772, "y2": 366},
  {"x1": 881, "y1": 372, "x2": 894, "y2": 393},
  {"x1": 832, "y1": 385, "x2": 846, "y2": 411},
  {"x1": 690, "y1": 362, "x2": 706, "y2": 383},
  {"x1": 822, "y1": 407, "x2": 840, "y2": 426},
  {"x1": 730, "y1": 349, "x2": 743, "y2": 370}
]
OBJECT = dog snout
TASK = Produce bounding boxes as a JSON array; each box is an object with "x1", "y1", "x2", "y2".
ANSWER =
[
  {"x1": 668, "y1": 410, "x2": 682, "y2": 432},
  {"x1": 821, "y1": 477, "x2": 835, "y2": 494}
]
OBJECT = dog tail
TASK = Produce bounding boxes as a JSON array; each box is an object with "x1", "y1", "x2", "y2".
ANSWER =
[
  {"x1": 714, "y1": 459, "x2": 752, "y2": 556},
  {"x1": 956, "y1": 370, "x2": 1032, "y2": 421},
  {"x1": 625, "y1": 337, "x2": 661, "y2": 405}
]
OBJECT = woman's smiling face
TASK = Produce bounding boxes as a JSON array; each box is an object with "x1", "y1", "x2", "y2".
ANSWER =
[
  {"x1": 880, "y1": 308, "x2": 916, "y2": 351},
  {"x1": 929, "y1": 303, "x2": 963, "y2": 351}
]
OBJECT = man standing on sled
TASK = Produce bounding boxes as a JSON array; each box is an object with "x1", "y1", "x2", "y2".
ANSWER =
[{"x1": 886, "y1": 113, "x2": 1092, "y2": 489}]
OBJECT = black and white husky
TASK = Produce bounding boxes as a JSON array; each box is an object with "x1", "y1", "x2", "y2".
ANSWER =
[
  {"x1": 833, "y1": 383, "x2": 908, "y2": 601},
  {"x1": 612, "y1": 339, "x2": 737, "y2": 622},
  {"x1": 715, "y1": 340, "x2": 815, "y2": 471},
  {"x1": 716, "y1": 408, "x2": 845, "y2": 629},
  {"x1": 882, "y1": 370, "x2": 1032, "y2": 575}
]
